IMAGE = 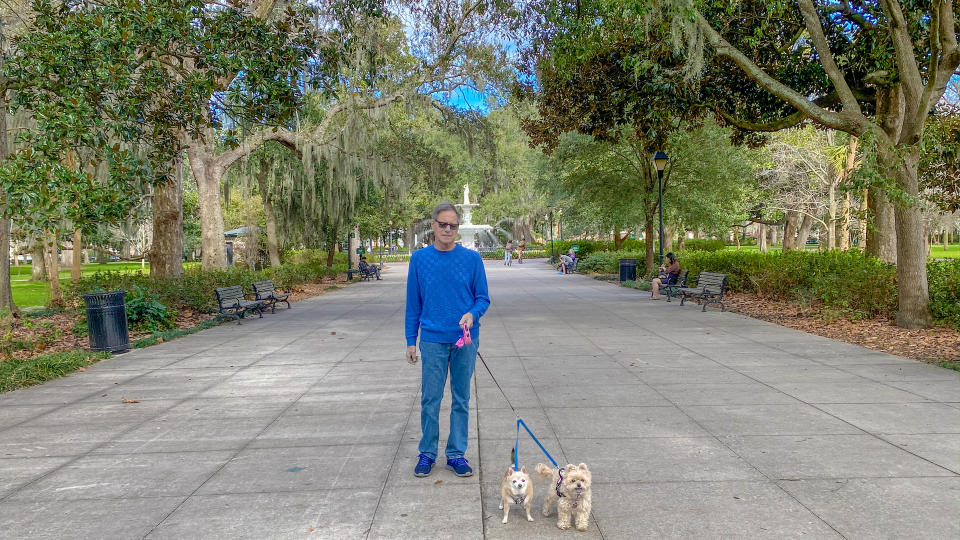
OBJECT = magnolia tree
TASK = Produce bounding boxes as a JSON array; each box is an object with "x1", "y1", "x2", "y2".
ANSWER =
[{"x1": 633, "y1": 0, "x2": 959, "y2": 328}]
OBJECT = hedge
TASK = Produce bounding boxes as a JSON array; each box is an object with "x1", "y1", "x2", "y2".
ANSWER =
[
  {"x1": 67, "y1": 257, "x2": 344, "y2": 314},
  {"x1": 578, "y1": 248, "x2": 960, "y2": 326}
]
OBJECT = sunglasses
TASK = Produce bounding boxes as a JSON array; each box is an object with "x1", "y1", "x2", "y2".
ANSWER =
[{"x1": 435, "y1": 220, "x2": 460, "y2": 230}]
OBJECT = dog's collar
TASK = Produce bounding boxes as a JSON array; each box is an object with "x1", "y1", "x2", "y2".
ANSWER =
[
  {"x1": 572, "y1": 491, "x2": 582, "y2": 508},
  {"x1": 511, "y1": 495, "x2": 526, "y2": 505},
  {"x1": 556, "y1": 467, "x2": 565, "y2": 498}
]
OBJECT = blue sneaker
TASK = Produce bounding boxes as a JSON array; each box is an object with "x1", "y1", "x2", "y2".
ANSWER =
[
  {"x1": 414, "y1": 454, "x2": 434, "y2": 477},
  {"x1": 446, "y1": 457, "x2": 473, "y2": 477}
]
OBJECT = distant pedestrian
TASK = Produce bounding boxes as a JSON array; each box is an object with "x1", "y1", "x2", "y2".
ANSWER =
[
  {"x1": 504, "y1": 240, "x2": 514, "y2": 266},
  {"x1": 517, "y1": 241, "x2": 526, "y2": 264},
  {"x1": 406, "y1": 201, "x2": 491, "y2": 478}
]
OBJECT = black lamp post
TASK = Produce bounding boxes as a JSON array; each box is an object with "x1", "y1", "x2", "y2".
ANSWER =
[
  {"x1": 653, "y1": 151, "x2": 669, "y2": 265},
  {"x1": 547, "y1": 204, "x2": 555, "y2": 263}
]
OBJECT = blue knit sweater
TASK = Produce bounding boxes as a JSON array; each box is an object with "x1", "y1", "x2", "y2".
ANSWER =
[{"x1": 405, "y1": 245, "x2": 491, "y2": 346}]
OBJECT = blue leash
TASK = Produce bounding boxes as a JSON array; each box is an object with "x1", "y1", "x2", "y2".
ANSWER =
[{"x1": 476, "y1": 351, "x2": 559, "y2": 471}]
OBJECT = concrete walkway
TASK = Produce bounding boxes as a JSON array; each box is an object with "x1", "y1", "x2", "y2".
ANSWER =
[{"x1": 0, "y1": 260, "x2": 957, "y2": 539}]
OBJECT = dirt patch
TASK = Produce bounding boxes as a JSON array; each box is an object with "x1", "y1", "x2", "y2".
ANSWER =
[{"x1": 1, "y1": 275, "x2": 354, "y2": 363}]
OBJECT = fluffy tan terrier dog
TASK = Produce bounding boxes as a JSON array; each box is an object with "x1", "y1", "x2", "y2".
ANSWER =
[
  {"x1": 498, "y1": 466, "x2": 534, "y2": 523},
  {"x1": 536, "y1": 463, "x2": 592, "y2": 531}
]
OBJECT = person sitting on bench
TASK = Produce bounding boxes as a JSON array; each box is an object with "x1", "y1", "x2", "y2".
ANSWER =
[
  {"x1": 651, "y1": 252, "x2": 679, "y2": 300},
  {"x1": 359, "y1": 256, "x2": 381, "y2": 280},
  {"x1": 558, "y1": 248, "x2": 577, "y2": 273}
]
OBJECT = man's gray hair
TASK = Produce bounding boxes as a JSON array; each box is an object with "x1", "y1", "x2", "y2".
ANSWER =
[{"x1": 431, "y1": 201, "x2": 461, "y2": 222}]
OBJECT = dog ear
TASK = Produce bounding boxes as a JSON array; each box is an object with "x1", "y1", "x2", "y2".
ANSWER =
[
  {"x1": 578, "y1": 463, "x2": 589, "y2": 472},
  {"x1": 520, "y1": 466, "x2": 527, "y2": 474},
  {"x1": 565, "y1": 464, "x2": 576, "y2": 473}
]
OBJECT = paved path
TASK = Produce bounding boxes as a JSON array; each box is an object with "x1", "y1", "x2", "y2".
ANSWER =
[{"x1": 1, "y1": 260, "x2": 957, "y2": 539}]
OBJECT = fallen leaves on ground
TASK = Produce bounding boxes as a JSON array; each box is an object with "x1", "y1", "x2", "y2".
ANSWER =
[
  {"x1": 724, "y1": 292, "x2": 959, "y2": 363},
  {"x1": 121, "y1": 397, "x2": 140, "y2": 403}
]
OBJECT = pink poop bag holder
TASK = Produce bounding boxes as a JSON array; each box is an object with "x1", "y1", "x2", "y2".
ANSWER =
[{"x1": 455, "y1": 326, "x2": 472, "y2": 348}]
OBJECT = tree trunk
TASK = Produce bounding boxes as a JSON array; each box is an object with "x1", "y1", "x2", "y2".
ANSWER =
[
  {"x1": 783, "y1": 210, "x2": 799, "y2": 251},
  {"x1": 256, "y1": 156, "x2": 281, "y2": 267},
  {"x1": 769, "y1": 224, "x2": 778, "y2": 247},
  {"x1": 944, "y1": 227, "x2": 950, "y2": 251},
  {"x1": 613, "y1": 229, "x2": 625, "y2": 250},
  {"x1": 188, "y1": 146, "x2": 227, "y2": 270},
  {"x1": 45, "y1": 234, "x2": 62, "y2": 307},
  {"x1": 759, "y1": 223, "x2": 768, "y2": 252},
  {"x1": 866, "y1": 188, "x2": 897, "y2": 263},
  {"x1": 663, "y1": 224, "x2": 675, "y2": 253},
  {"x1": 96, "y1": 246, "x2": 107, "y2": 265},
  {"x1": 150, "y1": 163, "x2": 184, "y2": 278},
  {"x1": 30, "y1": 243, "x2": 47, "y2": 281},
  {"x1": 678, "y1": 229, "x2": 686, "y2": 250},
  {"x1": 889, "y1": 150, "x2": 933, "y2": 328},
  {"x1": 0, "y1": 91, "x2": 16, "y2": 315},
  {"x1": 71, "y1": 229, "x2": 82, "y2": 283},
  {"x1": 0, "y1": 217, "x2": 15, "y2": 315},
  {"x1": 643, "y1": 217, "x2": 655, "y2": 274},
  {"x1": 839, "y1": 192, "x2": 852, "y2": 251},
  {"x1": 827, "y1": 182, "x2": 837, "y2": 250},
  {"x1": 796, "y1": 214, "x2": 815, "y2": 250},
  {"x1": 839, "y1": 136, "x2": 857, "y2": 251}
]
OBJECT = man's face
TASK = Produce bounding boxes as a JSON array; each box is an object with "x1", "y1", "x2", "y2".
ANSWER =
[{"x1": 432, "y1": 209, "x2": 460, "y2": 246}]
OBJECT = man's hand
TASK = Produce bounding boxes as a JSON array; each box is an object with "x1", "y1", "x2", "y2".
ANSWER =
[
  {"x1": 407, "y1": 345, "x2": 418, "y2": 365},
  {"x1": 459, "y1": 312, "x2": 474, "y2": 331}
]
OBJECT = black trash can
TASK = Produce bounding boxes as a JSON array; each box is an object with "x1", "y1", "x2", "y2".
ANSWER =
[
  {"x1": 83, "y1": 290, "x2": 129, "y2": 353},
  {"x1": 619, "y1": 258, "x2": 638, "y2": 282}
]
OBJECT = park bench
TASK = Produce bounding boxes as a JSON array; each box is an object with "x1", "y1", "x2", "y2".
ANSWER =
[
  {"x1": 663, "y1": 268, "x2": 689, "y2": 303},
  {"x1": 252, "y1": 280, "x2": 291, "y2": 313},
  {"x1": 347, "y1": 262, "x2": 380, "y2": 281},
  {"x1": 678, "y1": 272, "x2": 728, "y2": 312},
  {"x1": 215, "y1": 285, "x2": 265, "y2": 322}
]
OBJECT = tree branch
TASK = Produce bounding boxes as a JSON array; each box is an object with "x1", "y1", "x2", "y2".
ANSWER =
[
  {"x1": 797, "y1": 0, "x2": 861, "y2": 114},
  {"x1": 694, "y1": 12, "x2": 854, "y2": 132},
  {"x1": 915, "y1": 0, "x2": 960, "y2": 137},
  {"x1": 877, "y1": 0, "x2": 923, "y2": 105}
]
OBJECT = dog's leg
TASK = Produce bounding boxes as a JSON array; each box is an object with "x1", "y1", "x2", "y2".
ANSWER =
[
  {"x1": 501, "y1": 499, "x2": 510, "y2": 524},
  {"x1": 575, "y1": 510, "x2": 589, "y2": 532},
  {"x1": 557, "y1": 506, "x2": 571, "y2": 530},
  {"x1": 524, "y1": 498, "x2": 534, "y2": 522},
  {"x1": 542, "y1": 495, "x2": 553, "y2": 517}
]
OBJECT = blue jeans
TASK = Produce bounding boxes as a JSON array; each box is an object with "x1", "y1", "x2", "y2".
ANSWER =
[{"x1": 418, "y1": 339, "x2": 478, "y2": 461}]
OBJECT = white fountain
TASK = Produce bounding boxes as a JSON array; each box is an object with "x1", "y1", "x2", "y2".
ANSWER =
[{"x1": 456, "y1": 184, "x2": 494, "y2": 251}]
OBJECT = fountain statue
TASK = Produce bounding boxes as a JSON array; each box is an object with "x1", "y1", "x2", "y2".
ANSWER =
[{"x1": 455, "y1": 184, "x2": 495, "y2": 251}]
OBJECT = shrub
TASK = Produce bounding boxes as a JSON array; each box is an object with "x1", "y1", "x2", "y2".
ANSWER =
[
  {"x1": 927, "y1": 260, "x2": 960, "y2": 327},
  {"x1": 125, "y1": 286, "x2": 177, "y2": 332},
  {"x1": 67, "y1": 261, "x2": 340, "y2": 314},
  {"x1": 578, "y1": 249, "x2": 904, "y2": 319}
]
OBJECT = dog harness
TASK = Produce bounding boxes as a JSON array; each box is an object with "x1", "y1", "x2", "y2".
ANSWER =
[
  {"x1": 556, "y1": 467, "x2": 583, "y2": 508},
  {"x1": 511, "y1": 495, "x2": 526, "y2": 505}
]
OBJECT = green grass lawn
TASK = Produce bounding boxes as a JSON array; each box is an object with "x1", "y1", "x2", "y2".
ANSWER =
[
  {"x1": 929, "y1": 245, "x2": 960, "y2": 259},
  {"x1": 11, "y1": 262, "x2": 151, "y2": 308}
]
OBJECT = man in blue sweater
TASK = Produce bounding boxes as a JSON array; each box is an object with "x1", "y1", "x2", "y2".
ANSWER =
[{"x1": 406, "y1": 202, "x2": 491, "y2": 478}]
